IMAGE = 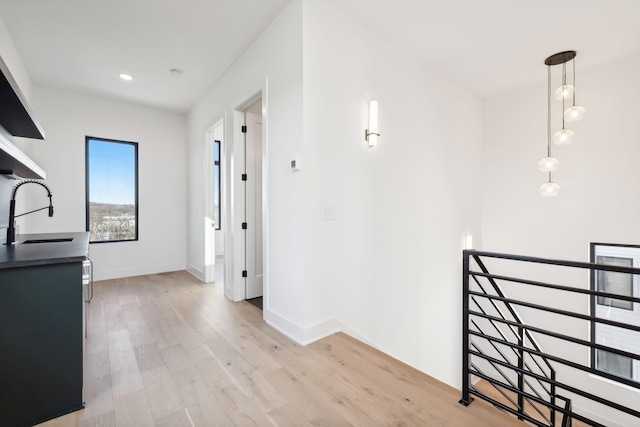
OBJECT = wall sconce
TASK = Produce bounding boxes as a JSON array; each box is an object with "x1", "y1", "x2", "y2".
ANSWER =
[
  {"x1": 365, "y1": 100, "x2": 379, "y2": 147},
  {"x1": 464, "y1": 234, "x2": 474, "y2": 250},
  {"x1": 539, "y1": 51, "x2": 586, "y2": 197}
]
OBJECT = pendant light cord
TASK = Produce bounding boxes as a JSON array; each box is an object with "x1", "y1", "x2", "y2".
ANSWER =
[
  {"x1": 547, "y1": 65, "x2": 552, "y2": 183},
  {"x1": 562, "y1": 62, "x2": 566, "y2": 129},
  {"x1": 572, "y1": 56, "x2": 577, "y2": 106}
]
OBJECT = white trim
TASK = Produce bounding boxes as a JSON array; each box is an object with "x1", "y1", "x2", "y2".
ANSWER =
[
  {"x1": 264, "y1": 309, "x2": 341, "y2": 346},
  {"x1": 261, "y1": 80, "x2": 270, "y2": 316},
  {"x1": 588, "y1": 373, "x2": 640, "y2": 394},
  {"x1": 573, "y1": 401, "x2": 629, "y2": 427},
  {"x1": 228, "y1": 82, "x2": 268, "y2": 305},
  {"x1": 93, "y1": 263, "x2": 186, "y2": 281},
  {"x1": 230, "y1": 108, "x2": 246, "y2": 302},
  {"x1": 186, "y1": 264, "x2": 205, "y2": 282}
]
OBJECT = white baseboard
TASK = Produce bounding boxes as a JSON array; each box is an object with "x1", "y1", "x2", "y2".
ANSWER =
[
  {"x1": 264, "y1": 309, "x2": 340, "y2": 346},
  {"x1": 302, "y1": 318, "x2": 342, "y2": 345},
  {"x1": 338, "y1": 322, "x2": 380, "y2": 350},
  {"x1": 572, "y1": 404, "x2": 626, "y2": 427},
  {"x1": 186, "y1": 264, "x2": 205, "y2": 282},
  {"x1": 93, "y1": 263, "x2": 186, "y2": 281}
]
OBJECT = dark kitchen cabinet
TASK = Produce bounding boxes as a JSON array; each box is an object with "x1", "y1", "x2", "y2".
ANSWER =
[
  {"x1": 0, "y1": 261, "x2": 84, "y2": 426},
  {"x1": 0, "y1": 54, "x2": 46, "y2": 179}
]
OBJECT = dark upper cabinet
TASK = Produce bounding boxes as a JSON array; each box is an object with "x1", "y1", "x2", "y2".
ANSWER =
[
  {"x1": 0, "y1": 55, "x2": 44, "y2": 139},
  {"x1": 0, "y1": 55, "x2": 46, "y2": 179}
]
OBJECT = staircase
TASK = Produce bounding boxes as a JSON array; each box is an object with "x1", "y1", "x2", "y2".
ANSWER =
[{"x1": 460, "y1": 250, "x2": 640, "y2": 427}]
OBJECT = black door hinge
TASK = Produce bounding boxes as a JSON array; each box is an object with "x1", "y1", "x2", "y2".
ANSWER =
[
  {"x1": 242, "y1": 173, "x2": 247, "y2": 181},
  {"x1": 242, "y1": 270, "x2": 247, "y2": 278},
  {"x1": 241, "y1": 125, "x2": 247, "y2": 133},
  {"x1": 242, "y1": 222, "x2": 247, "y2": 229}
]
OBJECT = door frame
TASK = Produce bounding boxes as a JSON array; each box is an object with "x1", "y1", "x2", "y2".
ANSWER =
[
  {"x1": 204, "y1": 118, "x2": 224, "y2": 283},
  {"x1": 227, "y1": 88, "x2": 268, "y2": 306}
]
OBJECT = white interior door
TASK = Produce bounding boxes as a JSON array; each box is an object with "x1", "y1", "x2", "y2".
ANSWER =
[{"x1": 245, "y1": 111, "x2": 263, "y2": 299}]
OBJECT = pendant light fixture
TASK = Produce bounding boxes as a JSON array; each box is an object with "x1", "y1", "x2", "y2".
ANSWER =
[{"x1": 539, "y1": 51, "x2": 585, "y2": 197}]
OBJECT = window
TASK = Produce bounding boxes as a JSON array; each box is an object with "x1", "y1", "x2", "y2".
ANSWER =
[
  {"x1": 590, "y1": 243, "x2": 640, "y2": 383},
  {"x1": 596, "y1": 349, "x2": 632, "y2": 380},
  {"x1": 214, "y1": 140, "x2": 221, "y2": 230},
  {"x1": 596, "y1": 255, "x2": 633, "y2": 310},
  {"x1": 85, "y1": 137, "x2": 138, "y2": 243}
]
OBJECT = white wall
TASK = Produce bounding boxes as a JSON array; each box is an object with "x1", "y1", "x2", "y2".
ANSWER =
[
  {"x1": 300, "y1": 0, "x2": 483, "y2": 388},
  {"x1": 0, "y1": 14, "x2": 37, "y2": 234},
  {"x1": 481, "y1": 55, "x2": 640, "y2": 426},
  {"x1": 18, "y1": 86, "x2": 187, "y2": 281},
  {"x1": 186, "y1": 0, "x2": 304, "y2": 327},
  {"x1": 0, "y1": 14, "x2": 32, "y2": 103}
]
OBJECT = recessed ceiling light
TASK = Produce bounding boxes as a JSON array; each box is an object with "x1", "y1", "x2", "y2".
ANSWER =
[{"x1": 119, "y1": 73, "x2": 133, "y2": 81}]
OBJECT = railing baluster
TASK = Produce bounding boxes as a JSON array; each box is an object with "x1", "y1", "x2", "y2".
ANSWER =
[
  {"x1": 518, "y1": 325, "x2": 525, "y2": 420},
  {"x1": 550, "y1": 370, "x2": 556, "y2": 427},
  {"x1": 459, "y1": 250, "x2": 473, "y2": 406}
]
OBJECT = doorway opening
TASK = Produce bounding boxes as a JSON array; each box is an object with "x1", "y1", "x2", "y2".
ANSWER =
[
  {"x1": 204, "y1": 119, "x2": 224, "y2": 286},
  {"x1": 242, "y1": 99, "x2": 264, "y2": 309}
]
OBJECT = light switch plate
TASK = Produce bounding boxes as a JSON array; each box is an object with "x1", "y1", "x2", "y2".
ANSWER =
[{"x1": 322, "y1": 206, "x2": 336, "y2": 220}]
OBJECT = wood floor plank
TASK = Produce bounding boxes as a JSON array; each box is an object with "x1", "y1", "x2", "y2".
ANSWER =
[
  {"x1": 172, "y1": 366, "x2": 236, "y2": 427},
  {"x1": 266, "y1": 403, "x2": 314, "y2": 427},
  {"x1": 113, "y1": 388, "x2": 155, "y2": 427},
  {"x1": 223, "y1": 354, "x2": 287, "y2": 413},
  {"x1": 108, "y1": 329, "x2": 144, "y2": 397},
  {"x1": 264, "y1": 368, "x2": 351, "y2": 426},
  {"x1": 35, "y1": 411, "x2": 78, "y2": 427},
  {"x1": 148, "y1": 321, "x2": 181, "y2": 350},
  {"x1": 141, "y1": 365, "x2": 185, "y2": 421},
  {"x1": 105, "y1": 309, "x2": 127, "y2": 333},
  {"x1": 171, "y1": 323, "x2": 204, "y2": 350},
  {"x1": 159, "y1": 343, "x2": 194, "y2": 374},
  {"x1": 197, "y1": 327, "x2": 243, "y2": 365},
  {"x1": 133, "y1": 341, "x2": 165, "y2": 372},
  {"x1": 81, "y1": 349, "x2": 114, "y2": 420},
  {"x1": 154, "y1": 408, "x2": 194, "y2": 427},
  {"x1": 213, "y1": 319, "x2": 282, "y2": 375},
  {"x1": 78, "y1": 410, "x2": 116, "y2": 427},
  {"x1": 195, "y1": 353, "x2": 236, "y2": 391},
  {"x1": 213, "y1": 384, "x2": 275, "y2": 427}
]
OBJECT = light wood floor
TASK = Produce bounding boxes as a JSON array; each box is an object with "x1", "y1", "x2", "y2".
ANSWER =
[
  {"x1": 474, "y1": 380, "x2": 590, "y2": 427},
  {"x1": 36, "y1": 270, "x2": 522, "y2": 427}
]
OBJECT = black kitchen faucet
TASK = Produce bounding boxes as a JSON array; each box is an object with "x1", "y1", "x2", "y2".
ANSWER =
[{"x1": 5, "y1": 180, "x2": 54, "y2": 245}]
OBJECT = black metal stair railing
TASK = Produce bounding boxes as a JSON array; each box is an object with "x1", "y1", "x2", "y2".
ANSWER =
[{"x1": 460, "y1": 250, "x2": 640, "y2": 427}]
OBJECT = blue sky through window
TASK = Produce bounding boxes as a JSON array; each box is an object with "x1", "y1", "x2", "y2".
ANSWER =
[{"x1": 88, "y1": 139, "x2": 136, "y2": 205}]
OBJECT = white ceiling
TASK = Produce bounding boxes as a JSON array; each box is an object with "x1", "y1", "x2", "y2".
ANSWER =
[
  {"x1": 322, "y1": 0, "x2": 640, "y2": 98},
  {"x1": 1, "y1": 0, "x2": 640, "y2": 113},
  {"x1": 0, "y1": 0, "x2": 291, "y2": 113}
]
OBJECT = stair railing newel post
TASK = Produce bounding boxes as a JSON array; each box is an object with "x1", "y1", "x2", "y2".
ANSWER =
[
  {"x1": 551, "y1": 371, "x2": 557, "y2": 426},
  {"x1": 459, "y1": 250, "x2": 473, "y2": 406},
  {"x1": 518, "y1": 326, "x2": 525, "y2": 420}
]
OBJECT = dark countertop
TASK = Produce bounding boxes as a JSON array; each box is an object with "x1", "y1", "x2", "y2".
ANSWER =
[{"x1": 0, "y1": 232, "x2": 89, "y2": 269}]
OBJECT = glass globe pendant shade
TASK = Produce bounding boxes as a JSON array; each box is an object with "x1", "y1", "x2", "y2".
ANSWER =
[
  {"x1": 554, "y1": 84, "x2": 574, "y2": 101},
  {"x1": 564, "y1": 105, "x2": 586, "y2": 122},
  {"x1": 552, "y1": 128, "x2": 575, "y2": 145},
  {"x1": 540, "y1": 182, "x2": 560, "y2": 197},
  {"x1": 538, "y1": 157, "x2": 559, "y2": 172}
]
